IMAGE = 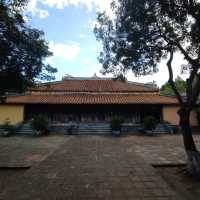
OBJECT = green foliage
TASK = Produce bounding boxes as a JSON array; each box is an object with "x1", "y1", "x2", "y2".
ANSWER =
[
  {"x1": 110, "y1": 116, "x2": 124, "y2": 131},
  {"x1": 94, "y1": 0, "x2": 200, "y2": 104},
  {"x1": 160, "y1": 76, "x2": 186, "y2": 95},
  {"x1": 2, "y1": 0, "x2": 28, "y2": 8},
  {"x1": 95, "y1": 0, "x2": 200, "y2": 174},
  {"x1": 113, "y1": 74, "x2": 127, "y2": 82},
  {"x1": 143, "y1": 116, "x2": 157, "y2": 131},
  {"x1": 30, "y1": 115, "x2": 49, "y2": 134},
  {"x1": 0, "y1": 0, "x2": 57, "y2": 95},
  {"x1": 0, "y1": 119, "x2": 15, "y2": 136}
]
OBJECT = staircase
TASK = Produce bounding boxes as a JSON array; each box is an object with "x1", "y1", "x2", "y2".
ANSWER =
[
  {"x1": 16, "y1": 123, "x2": 35, "y2": 135},
  {"x1": 71, "y1": 123, "x2": 174, "y2": 135},
  {"x1": 77, "y1": 123, "x2": 111, "y2": 135},
  {"x1": 15, "y1": 122, "x2": 175, "y2": 135},
  {"x1": 153, "y1": 123, "x2": 174, "y2": 134}
]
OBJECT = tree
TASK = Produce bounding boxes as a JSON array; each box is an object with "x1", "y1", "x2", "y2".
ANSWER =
[
  {"x1": 0, "y1": 0, "x2": 57, "y2": 95},
  {"x1": 95, "y1": 0, "x2": 200, "y2": 176},
  {"x1": 161, "y1": 76, "x2": 186, "y2": 96},
  {"x1": 113, "y1": 73, "x2": 127, "y2": 82}
]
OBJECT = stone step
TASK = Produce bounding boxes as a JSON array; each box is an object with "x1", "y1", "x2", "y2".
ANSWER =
[
  {"x1": 16, "y1": 124, "x2": 34, "y2": 134},
  {"x1": 78, "y1": 128, "x2": 111, "y2": 131},
  {"x1": 76, "y1": 130, "x2": 110, "y2": 133},
  {"x1": 78, "y1": 125, "x2": 110, "y2": 127},
  {"x1": 74, "y1": 133, "x2": 109, "y2": 135},
  {"x1": 18, "y1": 127, "x2": 32, "y2": 130},
  {"x1": 78, "y1": 126, "x2": 111, "y2": 128},
  {"x1": 50, "y1": 123, "x2": 112, "y2": 135},
  {"x1": 15, "y1": 123, "x2": 174, "y2": 135},
  {"x1": 153, "y1": 123, "x2": 174, "y2": 134}
]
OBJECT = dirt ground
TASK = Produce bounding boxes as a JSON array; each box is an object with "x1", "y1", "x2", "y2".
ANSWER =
[{"x1": 155, "y1": 166, "x2": 200, "y2": 200}]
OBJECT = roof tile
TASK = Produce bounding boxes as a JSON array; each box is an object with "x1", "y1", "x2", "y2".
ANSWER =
[
  {"x1": 5, "y1": 94, "x2": 178, "y2": 105},
  {"x1": 30, "y1": 79, "x2": 158, "y2": 92},
  {"x1": 3, "y1": 79, "x2": 178, "y2": 105}
]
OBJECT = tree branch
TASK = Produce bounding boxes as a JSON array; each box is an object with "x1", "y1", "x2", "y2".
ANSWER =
[
  {"x1": 167, "y1": 50, "x2": 183, "y2": 103},
  {"x1": 175, "y1": 42, "x2": 197, "y2": 66},
  {"x1": 161, "y1": 33, "x2": 196, "y2": 65},
  {"x1": 156, "y1": 22, "x2": 197, "y2": 66},
  {"x1": 187, "y1": 66, "x2": 199, "y2": 104}
]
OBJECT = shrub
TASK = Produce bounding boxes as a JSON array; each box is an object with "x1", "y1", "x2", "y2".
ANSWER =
[
  {"x1": 0, "y1": 119, "x2": 15, "y2": 136},
  {"x1": 30, "y1": 115, "x2": 49, "y2": 135},
  {"x1": 110, "y1": 116, "x2": 124, "y2": 131},
  {"x1": 143, "y1": 116, "x2": 157, "y2": 131}
]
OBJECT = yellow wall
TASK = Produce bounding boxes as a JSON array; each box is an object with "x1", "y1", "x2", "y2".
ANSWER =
[
  {"x1": 0, "y1": 105, "x2": 24, "y2": 125},
  {"x1": 163, "y1": 106, "x2": 198, "y2": 126}
]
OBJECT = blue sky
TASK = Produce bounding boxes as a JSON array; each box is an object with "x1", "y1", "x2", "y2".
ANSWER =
[{"x1": 25, "y1": 0, "x2": 187, "y2": 86}]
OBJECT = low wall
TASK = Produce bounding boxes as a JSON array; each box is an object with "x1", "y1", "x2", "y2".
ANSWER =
[
  {"x1": 162, "y1": 105, "x2": 198, "y2": 126},
  {"x1": 0, "y1": 105, "x2": 24, "y2": 125}
]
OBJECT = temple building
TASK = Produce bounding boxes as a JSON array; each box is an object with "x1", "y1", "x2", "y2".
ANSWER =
[{"x1": 0, "y1": 77, "x2": 198, "y2": 126}]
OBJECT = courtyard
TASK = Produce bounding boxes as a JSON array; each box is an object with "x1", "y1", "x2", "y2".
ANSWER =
[{"x1": 0, "y1": 134, "x2": 200, "y2": 199}]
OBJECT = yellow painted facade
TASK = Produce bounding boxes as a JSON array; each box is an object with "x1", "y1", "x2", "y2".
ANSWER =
[
  {"x1": 0, "y1": 104, "x2": 198, "y2": 126},
  {"x1": 0, "y1": 105, "x2": 24, "y2": 125},
  {"x1": 163, "y1": 106, "x2": 198, "y2": 126}
]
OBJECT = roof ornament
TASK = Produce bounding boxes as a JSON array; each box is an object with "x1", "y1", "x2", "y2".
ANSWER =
[
  {"x1": 145, "y1": 81, "x2": 158, "y2": 89},
  {"x1": 62, "y1": 74, "x2": 74, "y2": 80},
  {"x1": 92, "y1": 73, "x2": 99, "y2": 79}
]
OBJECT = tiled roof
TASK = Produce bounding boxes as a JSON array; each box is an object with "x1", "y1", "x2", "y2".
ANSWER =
[
  {"x1": 5, "y1": 93, "x2": 178, "y2": 105},
  {"x1": 2, "y1": 79, "x2": 178, "y2": 105},
  {"x1": 30, "y1": 79, "x2": 158, "y2": 93}
]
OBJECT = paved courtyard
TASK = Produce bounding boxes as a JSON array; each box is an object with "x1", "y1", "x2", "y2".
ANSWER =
[{"x1": 0, "y1": 134, "x2": 200, "y2": 199}]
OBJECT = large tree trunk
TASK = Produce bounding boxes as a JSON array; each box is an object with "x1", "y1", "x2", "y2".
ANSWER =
[{"x1": 179, "y1": 108, "x2": 200, "y2": 177}]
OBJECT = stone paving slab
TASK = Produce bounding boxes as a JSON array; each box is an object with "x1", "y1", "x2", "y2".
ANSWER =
[
  {"x1": 0, "y1": 135, "x2": 66, "y2": 167},
  {"x1": 0, "y1": 136, "x2": 181, "y2": 200},
  {"x1": 122, "y1": 134, "x2": 200, "y2": 165}
]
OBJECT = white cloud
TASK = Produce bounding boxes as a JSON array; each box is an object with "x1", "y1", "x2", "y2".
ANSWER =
[
  {"x1": 49, "y1": 41, "x2": 80, "y2": 61},
  {"x1": 27, "y1": 0, "x2": 37, "y2": 11},
  {"x1": 46, "y1": 56, "x2": 55, "y2": 66},
  {"x1": 42, "y1": 0, "x2": 112, "y2": 12},
  {"x1": 82, "y1": 58, "x2": 92, "y2": 65},
  {"x1": 22, "y1": 15, "x2": 29, "y2": 22},
  {"x1": 38, "y1": 9, "x2": 49, "y2": 18},
  {"x1": 26, "y1": 0, "x2": 49, "y2": 18},
  {"x1": 43, "y1": 0, "x2": 71, "y2": 9},
  {"x1": 90, "y1": 45, "x2": 98, "y2": 52},
  {"x1": 79, "y1": 34, "x2": 86, "y2": 39},
  {"x1": 87, "y1": 19, "x2": 98, "y2": 29},
  {"x1": 26, "y1": 0, "x2": 114, "y2": 18},
  {"x1": 43, "y1": 0, "x2": 83, "y2": 10}
]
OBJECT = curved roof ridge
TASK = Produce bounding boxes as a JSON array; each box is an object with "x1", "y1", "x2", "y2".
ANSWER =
[{"x1": 30, "y1": 78, "x2": 159, "y2": 93}]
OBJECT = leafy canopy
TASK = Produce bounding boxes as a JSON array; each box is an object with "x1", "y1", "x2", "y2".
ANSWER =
[
  {"x1": 160, "y1": 76, "x2": 186, "y2": 96},
  {"x1": 95, "y1": 0, "x2": 200, "y2": 106},
  {"x1": 0, "y1": 0, "x2": 57, "y2": 94}
]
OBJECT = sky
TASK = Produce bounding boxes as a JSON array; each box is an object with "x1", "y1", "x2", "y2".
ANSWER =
[{"x1": 25, "y1": 0, "x2": 188, "y2": 87}]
